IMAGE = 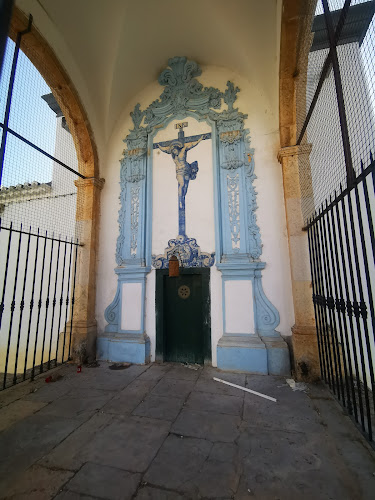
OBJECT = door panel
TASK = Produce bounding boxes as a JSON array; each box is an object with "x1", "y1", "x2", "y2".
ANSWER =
[{"x1": 164, "y1": 274, "x2": 204, "y2": 364}]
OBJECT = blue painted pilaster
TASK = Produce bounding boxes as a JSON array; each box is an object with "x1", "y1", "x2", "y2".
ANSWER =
[{"x1": 98, "y1": 266, "x2": 151, "y2": 364}]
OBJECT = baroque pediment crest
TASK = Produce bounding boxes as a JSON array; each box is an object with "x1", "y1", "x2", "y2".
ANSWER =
[{"x1": 123, "y1": 57, "x2": 249, "y2": 152}]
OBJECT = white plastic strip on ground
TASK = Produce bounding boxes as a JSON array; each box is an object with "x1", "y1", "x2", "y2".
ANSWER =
[{"x1": 213, "y1": 377, "x2": 277, "y2": 402}]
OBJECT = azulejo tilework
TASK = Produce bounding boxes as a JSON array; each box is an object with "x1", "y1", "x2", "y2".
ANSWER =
[{"x1": 152, "y1": 235, "x2": 215, "y2": 269}]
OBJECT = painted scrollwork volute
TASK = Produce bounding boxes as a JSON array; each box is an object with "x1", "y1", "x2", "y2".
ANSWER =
[
  {"x1": 253, "y1": 270, "x2": 280, "y2": 334},
  {"x1": 104, "y1": 285, "x2": 120, "y2": 327}
]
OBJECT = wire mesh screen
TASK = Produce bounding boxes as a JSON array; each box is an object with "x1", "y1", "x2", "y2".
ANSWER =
[
  {"x1": 300, "y1": 0, "x2": 375, "y2": 445},
  {"x1": 0, "y1": 29, "x2": 83, "y2": 389},
  {"x1": 297, "y1": 0, "x2": 375, "y2": 222},
  {"x1": 0, "y1": 37, "x2": 84, "y2": 241}
]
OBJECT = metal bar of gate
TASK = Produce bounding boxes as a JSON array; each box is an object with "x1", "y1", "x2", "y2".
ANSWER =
[
  {"x1": 334, "y1": 195, "x2": 362, "y2": 425},
  {"x1": 31, "y1": 231, "x2": 48, "y2": 381},
  {"x1": 307, "y1": 220, "x2": 326, "y2": 380},
  {"x1": 2, "y1": 224, "x2": 22, "y2": 389},
  {"x1": 47, "y1": 239, "x2": 61, "y2": 369},
  {"x1": 0, "y1": 219, "x2": 12, "y2": 329},
  {"x1": 55, "y1": 239, "x2": 68, "y2": 366},
  {"x1": 40, "y1": 236, "x2": 54, "y2": 373},
  {"x1": 341, "y1": 193, "x2": 369, "y2": 433},
  {"x1": 328, "y1": 196, "x2": 355, "y2": 415},
  {"x1": 68, "y1": 241, "x2": 79, "y2": 359},
  {"x1": 23, "y1": 228, "x2": 40, "y2": 380},
  {"x1": 12, "y1": 225, "x2": 31, "y2": 384},
  {"x1": 312, "y1": 212, "x2": 335, "y2": 391},
  {"x1": 321, "y1": 199, "x2": 346, "y2": 404},
  {"x1": 62, "y1": 241, "x2": 74, "y2": 363}
]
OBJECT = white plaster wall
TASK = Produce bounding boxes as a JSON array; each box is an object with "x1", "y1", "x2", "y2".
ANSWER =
[
  {"x1": 121, "y1": 283, "x2": 142, "y2": 331},
  {"x1": 145, "y1": 269, "x2": 156, "y2": 357},
  {"x1": 96, "y1": 65, "x2": 295, "y2": 366},
  {"x1": 210, "y1": 265, "x2": 223, "y2": 366},
  {"x1": 224, "y1": 280, "x2": 254, "y2": 334}
]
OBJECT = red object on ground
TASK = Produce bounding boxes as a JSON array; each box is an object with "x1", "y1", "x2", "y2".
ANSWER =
[
  {"x1": 77, "y1": 365, "x2": 82, "y2": 373},
  {"x1": 45, "y1": 376, "x2": 52, "y2": 383}
]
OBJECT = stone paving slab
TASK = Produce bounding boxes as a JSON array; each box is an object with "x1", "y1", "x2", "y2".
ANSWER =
[
  {"x1": 54, "y1": 491, "x2": 99, "y2": 500},
  {"x1": 62, "y1": 462, "x2": 141, "y2": 500},
  {"x1": 172, "y1": 408, "x2": 241, "y2": 442},
  {"x1": 136, "y1": 364, "x2": 171, "y2": 381},
  {"x1": 0, "y1": 464, "x2": 73, "y2": 500},
  {"x1": 150, "y1": 377, "x2": 196, "y2": 399},
  {"x1": 185, "y1": 390, "x2": 243, "y2": 416},
  {"x1": 39, "y1": 413, "x2": 113, "y2": 471},
  {"x1": 144, "y1": 434, "x2": 212, "y2": 490},
  {"x1": 134, "y1": 486, "x2": 185, "y2": 500},
  {"x1": 102, "y1": 379, "x2": 157, "y2": 415},
  {"x1": 163, "y1": 365, "x2": 201, "y2": 381},
  {"x1": 0, "y1": 413, "x2": 85, "y2": 494},
  {"x1": 243, "y1": 390, "x2": 323, "y2": 433},
  {"x1": 0, "y1": 362, "x2": 374, "y2": 500},
  {"x1": 37, "y1": 394, "x2": 112, "y2": 419},
  {"x1": 132, "y1": 394, "x2": 185, "y2": 421},
  {"x1": 0, "y1": 399, "x2": 47, "y2": 432},
  {"x1": 22, "y1": 380, "x2": 74, "y2": 403},
  {"x1": 79, "y1": 415, "x2": 170, "y2": 473}
]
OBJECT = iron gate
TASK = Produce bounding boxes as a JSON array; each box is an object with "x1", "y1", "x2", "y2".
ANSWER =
[
  {"x1": 0, "y1": 18, "x2": 85, "y2": 389},
  {"x1": 299, "y1": 0, "x2": 375, "y2": 444}
]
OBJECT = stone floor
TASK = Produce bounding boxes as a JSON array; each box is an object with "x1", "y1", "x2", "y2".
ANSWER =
[{"x1": 0, "y1": 362, "x2": 374, "y2": 500}]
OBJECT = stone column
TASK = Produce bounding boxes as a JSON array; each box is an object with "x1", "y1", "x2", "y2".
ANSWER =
[
  {"x1": 278, "y1": 144, "x2": 320, "y2": 381},
  {"x1": 71, "y1": 177, "x2": 105, "y2": 363}
]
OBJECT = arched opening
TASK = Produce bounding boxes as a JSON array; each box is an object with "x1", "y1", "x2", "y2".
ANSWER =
[{"x1": 0, "y1": 7, "x2": 101, "y2": 388}]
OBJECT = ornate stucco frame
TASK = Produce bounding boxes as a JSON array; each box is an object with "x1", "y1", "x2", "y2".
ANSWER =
[{"x1": 100, "y1": 56, "x2": 289, "y2": 373}]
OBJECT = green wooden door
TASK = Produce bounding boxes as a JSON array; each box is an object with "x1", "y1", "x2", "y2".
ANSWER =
[{"x1": 164, "y1": 274, "x2": 204, "y2": 364}]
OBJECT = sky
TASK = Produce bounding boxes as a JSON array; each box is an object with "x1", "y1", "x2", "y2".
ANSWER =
[{"x1": 0, "y1": 37, "x2": 57, "y2": 187}]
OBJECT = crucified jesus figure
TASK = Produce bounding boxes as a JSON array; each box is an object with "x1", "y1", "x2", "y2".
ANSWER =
[{"x1": 156, "y1": 132, "x2": 204, "y2": 236}]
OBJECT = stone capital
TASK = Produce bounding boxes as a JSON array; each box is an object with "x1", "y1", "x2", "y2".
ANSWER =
[
  {"x1": 74, "y1": 177, "x2": 105, "y2": 190},
  {"x1": 277, "y1": 143, "x2": 312, "y2": 163}
]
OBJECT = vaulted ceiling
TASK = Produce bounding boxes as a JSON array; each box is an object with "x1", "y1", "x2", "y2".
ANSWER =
[{"x1": 15, "y1": 0, "x2": 281, "y2": 155}]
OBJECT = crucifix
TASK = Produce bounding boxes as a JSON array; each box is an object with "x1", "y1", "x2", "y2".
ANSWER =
[{"x1": 154, "y1": 123, "x2": 210, "y2": 236}]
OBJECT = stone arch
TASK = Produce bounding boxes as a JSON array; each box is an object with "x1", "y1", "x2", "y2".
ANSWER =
[
  {"x1": 8, "y1": 6, "x2": 103, "y2": 362},
  {"x1": 278, "y1": 0, "x2": 320, "y2": 380}
]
